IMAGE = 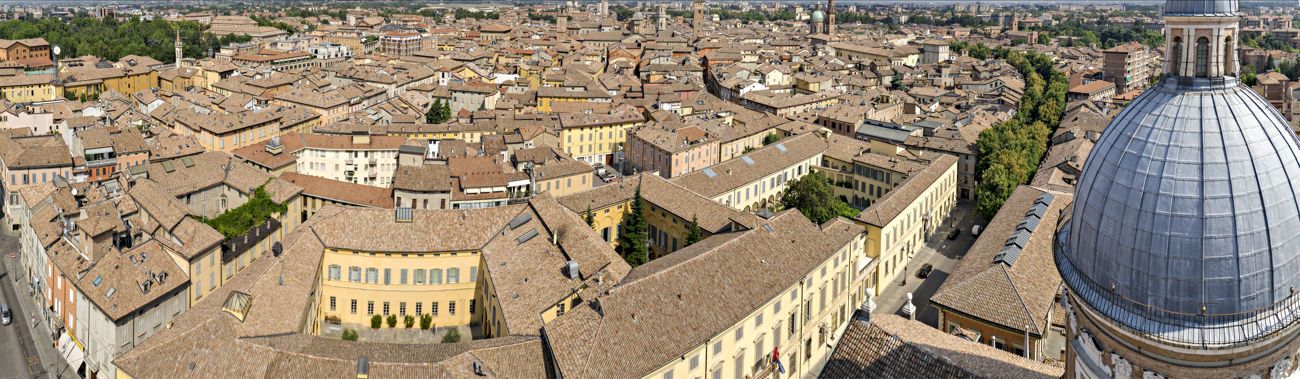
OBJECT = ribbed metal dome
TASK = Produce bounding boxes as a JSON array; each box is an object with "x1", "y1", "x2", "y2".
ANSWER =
[
  {"x1": 1165, "y1": 0, "x2": 1238, "y2": 16},
  {"x1": 1062, "y1": 77, "x2": 1300, "y2": 319},
  {"x1": 811, "y1": 10, "x2": 825, "y2": 22}
]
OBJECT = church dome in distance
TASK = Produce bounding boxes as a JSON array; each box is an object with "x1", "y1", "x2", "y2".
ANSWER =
[{"x1": 811, "y1": 10, "x2": 825, "y2": 22}]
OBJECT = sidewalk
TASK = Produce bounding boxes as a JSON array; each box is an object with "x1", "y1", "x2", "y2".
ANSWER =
[
  {"x1": 1, "y1": 227, "x2": 74, "y2": 379},
  {"x1": 872, "y1": 202, "x2": 980, "y2": 327}
]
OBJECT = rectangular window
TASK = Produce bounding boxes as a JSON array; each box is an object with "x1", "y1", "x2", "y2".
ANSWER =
[
  {"x1": 399, "y1": 302, "x2": 406, "y2": 316},
  {"x1": 401, "y1": 269, "x2": 408, "y2": 284},
  {"x1": 384, "y1": 269, "x2": 391, "y2": 285},
  {"x1": 351, "y1": 299, "x2": 358, "y2": 314},
  {"x1": 349, "y1": 267, "x2": 361, "y2": 282},
  {"x1": 470, "y1": 299, "x2": 476, "y2": 315},
  {"x1": 449, "y1": 301, "x2": 457, "y2": 315},
  {"x1": 733, "y1": 350, "x2": 745, "y2": 379},
  {"x1": 469, "y1": 267, "x2": 478, "y2": 282},
  {"x1": 367, "y1": 301, "x2": 374, "y2": 315},
  {"x1": 383, "y1": 302, "x2": 390, "y2": 315},
  {"x1": 329, "y1": 296, "x2": 336, "y2": 311},
  {"x1": 415, "y1": 302, "x2": 422, "y2": 315},
  {"x1": 431, "y1": 302, "x2": 439, "y2": 316}
]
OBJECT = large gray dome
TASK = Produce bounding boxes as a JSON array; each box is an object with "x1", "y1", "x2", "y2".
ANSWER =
[
  {"x1": 1164, "y1": 0, "x2": 1238, "y2": 16},
  {"x1": 1062, "y1": 78, "x2": 1300, "y2": 320}
]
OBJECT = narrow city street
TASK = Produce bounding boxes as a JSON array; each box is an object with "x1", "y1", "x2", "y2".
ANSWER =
[
  {"x1": 873, "y1": 201, "x2": 982, "y2": 328},
  {"x1": 0, "y1": 227, "x2": 70, "y2": 379}
]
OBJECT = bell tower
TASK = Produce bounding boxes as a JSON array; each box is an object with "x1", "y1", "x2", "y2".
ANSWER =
[{"x1": 174, "y1": 28, "x2": 182, "y2": 68}]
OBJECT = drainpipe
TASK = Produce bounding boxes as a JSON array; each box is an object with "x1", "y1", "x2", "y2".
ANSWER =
[{"x1": 1025, "y1": 324, "x2": 1032, "y2": 360}]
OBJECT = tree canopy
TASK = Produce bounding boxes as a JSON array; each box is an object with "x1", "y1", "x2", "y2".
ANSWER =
[
  {"x1": 200, "y1": 186, "x2": 288, "y2": 239},
  {"x1": 780, "y1": 171, "x2": 859, "y2": 224},
  {"x1": 973, "y1": 47, "x2": 1068, "y2": 220},
  {"x1": 0, "y1": 16, "x2": 231, "y2": 63}
]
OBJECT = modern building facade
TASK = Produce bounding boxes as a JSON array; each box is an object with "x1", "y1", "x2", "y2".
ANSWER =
[{"x1": 1102, "y1": 42, "x2": 1151, "y2": 94}]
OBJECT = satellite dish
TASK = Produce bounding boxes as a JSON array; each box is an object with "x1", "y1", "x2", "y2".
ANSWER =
[{"x1": 52, "y1": 45, "x2": 60, "y2": 56}]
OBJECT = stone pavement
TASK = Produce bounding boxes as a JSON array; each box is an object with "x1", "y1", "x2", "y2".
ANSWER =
[
  {"x1": 0, "y1": 226, "x2": 74, "y2": 379},
  {"x1": 873, "y1": 202, "x2": 982, "y2": 327}
]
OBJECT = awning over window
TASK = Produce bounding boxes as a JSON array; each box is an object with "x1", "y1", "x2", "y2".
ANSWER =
[{"x1": 57, "y1": 332, "x2": 86, "y2": 376}]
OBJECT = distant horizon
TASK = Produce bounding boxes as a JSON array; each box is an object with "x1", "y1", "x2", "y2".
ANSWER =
[{"x1": 0, "y1": 0, "x2": 1291, "y2": 6}]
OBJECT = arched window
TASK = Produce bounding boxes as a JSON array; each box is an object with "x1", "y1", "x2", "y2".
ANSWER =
[
  {"x1": 1224, "y1": 36, "x2": 1234, "y2": 75},
  {"x1": 1196, "y1": 37, "x2": 1210, "y2": 77},
  {"x1": 1171, "y1": 37, "x2": 1183, "y2": 76}
]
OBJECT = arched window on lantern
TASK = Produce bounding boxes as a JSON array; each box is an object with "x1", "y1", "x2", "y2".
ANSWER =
[
  {"x1": 1170, "y1": 37, "x2": 1183, "y2": 76},
  {"x1": 1224, "y1": 36, "x2": 1234, "y2": 75},
  {"x1": 1196, "y1": 37, "x2": 1210, "y2": 78}
]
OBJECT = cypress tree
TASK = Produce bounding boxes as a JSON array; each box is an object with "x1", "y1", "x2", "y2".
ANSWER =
[
  {"x1": 685, "y1": 215, "x2": 704, "y2": 246},
  {"x1": 618, "y1": 185, "x2": 649, "y2": 267}
]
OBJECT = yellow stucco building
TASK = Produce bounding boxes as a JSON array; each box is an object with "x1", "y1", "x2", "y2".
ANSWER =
[
  {"x1": 856, "y1": 154, "x2": 958, "y2": 295},
  {"x1": 0, "y1": 73, "x2": 58, "y2": 102},
  {"x1": 310, "y1": 196, "x2": 630, "y2": 338},
  {"x1": 557, "y1": 110, "x2": 645, "y2": 164}
]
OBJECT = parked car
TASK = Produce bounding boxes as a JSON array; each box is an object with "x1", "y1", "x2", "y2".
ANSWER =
[
  {"x1": 916, "y1": 264, "x2": 934, "y2": 279},
  {"x1": 947, "y1": 229, "x2": 960, "y2": 240},
  {"x1": 1, "y1": 303, "x2": 11, "y2": 326}
]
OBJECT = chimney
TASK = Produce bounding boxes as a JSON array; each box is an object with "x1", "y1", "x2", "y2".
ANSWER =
[{"x1": 565, "y1": 261, "x2": 580, "y2": 279}]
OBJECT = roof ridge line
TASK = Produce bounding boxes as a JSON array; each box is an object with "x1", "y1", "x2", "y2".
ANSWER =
[{"x1": 1000, "y1": 264, "x2": 1042, "y2": 336}]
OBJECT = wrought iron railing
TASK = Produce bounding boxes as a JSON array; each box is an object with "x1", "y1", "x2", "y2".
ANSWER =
[{"x1": 1055, "y1": 222, "x2": 1300, "y2": 349}]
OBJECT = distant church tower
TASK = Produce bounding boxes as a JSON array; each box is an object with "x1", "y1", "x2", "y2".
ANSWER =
[
  {"x1": 657, "y1": 3, "x2": 667, "y2": 33},
  {"x1": 174, "y1": 28, "x2": 182, "y2": 68},
  {"x1": 825, "y1": 0, "x2": 836, "y2": 35},
  {"x1": 692, "y1": 0, "x2": 704, "y2": 36}
]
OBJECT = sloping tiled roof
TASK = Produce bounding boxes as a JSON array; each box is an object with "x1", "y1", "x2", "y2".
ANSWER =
[
  {"x1": 671, "y1": 132, "x2": 828, "y2": 198},
  {"x1": 543, "y1": 211, "x2": 861, "y2": 378},
  {"x1": 929, "y1": 185, "x2": 1073, "y2": 336},
  {"x1": 279, "y1": 172, "x2": 393, "y2": 209},
  {"x1": 855, "y1": 154, "x2": 958, "y2": 227},
  {"x1": 820, "y1": 315, "x2": 1062, "y2": 378}
]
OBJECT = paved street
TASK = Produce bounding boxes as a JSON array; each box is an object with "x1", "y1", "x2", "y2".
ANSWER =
[
  {"x1": 873, "y1": 202, "x2": 982, "y2": 328},
  {"x1": 0, "y1": 226, "x2": 71, "y2": 379}
]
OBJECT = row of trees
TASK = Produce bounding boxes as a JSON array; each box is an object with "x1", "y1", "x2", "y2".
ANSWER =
[
  {"x1": 0, "y1": 16, "x2": 245, "y2": 63},
  {"x1": 609, "y1": 185, "x2": 707, "y2": 268},
  {"x1": 973, "y1": 46, "x2": 1069, "y2": 220},
  {"x1": 250, "y1": 14, "x2": 298, "y2": 34},
  {"x1": 1036, "y1": 21, "x2": 1165, "y2": 49},
  {"x1": 1243, "y1": 33, "x2": 1297, "y2": 54},
  {"x1": 454, "y1": 9, "x2": 499, "y2": 20}
]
